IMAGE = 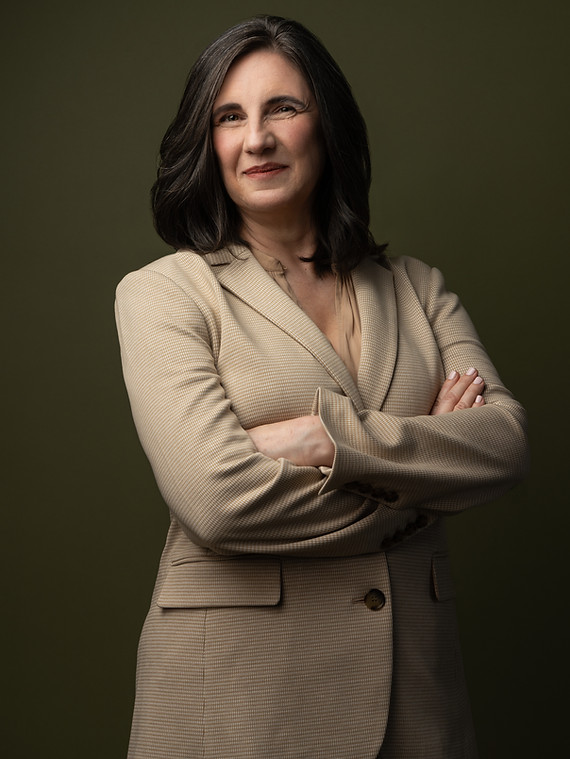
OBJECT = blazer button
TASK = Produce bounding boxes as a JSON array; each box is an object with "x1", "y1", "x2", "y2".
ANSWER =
[{"x1": 364, "y1": 589, "x2": 386, "y2": 611}]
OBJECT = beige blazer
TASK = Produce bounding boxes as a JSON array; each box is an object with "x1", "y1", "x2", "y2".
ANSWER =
[{"x1": 115, "y1": 247, "x2": 528, "y2": 759}]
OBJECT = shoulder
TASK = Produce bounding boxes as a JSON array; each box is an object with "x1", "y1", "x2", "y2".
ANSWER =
[
  {"x1": 387, "y1": 255, "x2": 438, "y2": 283},
  {"x1": 358, "y1": 254, "x2": 445, "y2": 296},
  {"x1": 386, "y1": 255, "x2": 453, "y2": 307},
  {"x1": 360, "y1": 253, "x2": 437, "y2": 282},
  {"x1": 117, "y1": 248, "x2": 225, "y2": 287},
  {"x1": 115, "y1": 246, "x2": 249, "y2": 300},
  {"x1": 357, "y1": 255, "x2": 460, "y2": 325}
]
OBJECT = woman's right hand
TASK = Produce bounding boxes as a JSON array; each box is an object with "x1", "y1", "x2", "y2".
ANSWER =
[{"x1": 430, "y1": 368, "x2": 485, "y2": 415}]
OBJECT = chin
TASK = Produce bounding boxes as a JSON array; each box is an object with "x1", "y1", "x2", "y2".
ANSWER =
[{"x1": 237, "y1": 190, "x2": 314, "y2": 219}]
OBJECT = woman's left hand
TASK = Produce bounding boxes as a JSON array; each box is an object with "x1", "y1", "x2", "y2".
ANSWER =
[
  {"x1": 430, "y1": 368, "x2": 485, "y2": 415},
  {"x1": 246, "y1": 415, "x2": 335, "y2": 467}
]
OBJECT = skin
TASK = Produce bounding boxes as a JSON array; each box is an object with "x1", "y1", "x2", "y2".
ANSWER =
[
  {"x1": 431, "y1": 368, "x2": 486, "y2": 416},
  {"x1": 212, "y1": 50, "x2": 485, "y2": 469},
  {"x1": 212, "y1": 49, "x2": 325, "y2": 256}
]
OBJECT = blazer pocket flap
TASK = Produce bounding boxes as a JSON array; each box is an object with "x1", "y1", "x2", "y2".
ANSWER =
[
  {"x1": 157, "y1": 557, "x2": 282, "y2": 608},
  {"x1": 431, "y1": 552, "x2": 456, "y2": 602}
]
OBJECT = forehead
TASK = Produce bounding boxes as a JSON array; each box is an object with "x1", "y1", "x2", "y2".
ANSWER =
[{"x1": 214, "y1": 49, "x2": 312, "y2": 105}]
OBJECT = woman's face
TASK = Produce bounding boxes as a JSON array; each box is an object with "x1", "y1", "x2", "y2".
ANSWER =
[{"x1": 212, "y1": 50, "x2": 325, "y2": 226}]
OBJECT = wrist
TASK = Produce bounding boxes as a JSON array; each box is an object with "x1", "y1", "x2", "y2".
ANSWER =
[{"x1": 308, "y1": 415, "x2": 334, "y2": 467}]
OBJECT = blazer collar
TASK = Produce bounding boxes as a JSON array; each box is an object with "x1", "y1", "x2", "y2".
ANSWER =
[
  {"x1": 351, "y1": 257, "x2": 398, "y2": 411},
  {"x1": 207, "y1": 246, "x2": 397, "y2": 412}
]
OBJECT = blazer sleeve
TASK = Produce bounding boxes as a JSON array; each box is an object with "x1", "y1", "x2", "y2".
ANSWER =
[
  {"x1": 115, "y1": 267, "x2": 428, "y2": 557},
  {"x1": 315, "y1": 256, "x2": 529, "y2": 513}
]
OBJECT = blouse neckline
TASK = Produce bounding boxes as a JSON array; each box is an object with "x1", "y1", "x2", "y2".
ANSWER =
[{"x1": 250, "y1": 247, "x2": 362, "y2": 384}]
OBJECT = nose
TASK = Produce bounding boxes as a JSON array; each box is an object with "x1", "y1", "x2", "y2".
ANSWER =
[{"x1": 243, "y1": 117, "x2": 276, "y2": 154}]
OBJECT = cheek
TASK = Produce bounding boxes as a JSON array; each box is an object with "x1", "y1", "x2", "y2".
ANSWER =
[
  {"x1": 291, "y1": 122, "x2": 324, "y2": 169},
  {"x1": 212, "y1": 133, "x2": 238, "y2": 179}
]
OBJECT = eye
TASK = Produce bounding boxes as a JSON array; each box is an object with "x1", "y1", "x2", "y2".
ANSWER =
[
  {"x1": 214, "y1": 112, "x2": 243, "y2": 127},
  {"x1": 269, "y1": 104, "x2": 298, "y2": 120}
]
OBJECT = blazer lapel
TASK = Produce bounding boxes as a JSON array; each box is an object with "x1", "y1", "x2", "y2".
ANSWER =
[
  {"x1": 352, "y1": 258, "x2": 398, "y2": 411},
  {"x1": 211, "y1": 246, "x2": 363, "y2": 407}
]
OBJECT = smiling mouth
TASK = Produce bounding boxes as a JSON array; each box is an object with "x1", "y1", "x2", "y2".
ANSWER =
[{"x1": 243, "y1": 163, "x2": 288, "y2": 176}]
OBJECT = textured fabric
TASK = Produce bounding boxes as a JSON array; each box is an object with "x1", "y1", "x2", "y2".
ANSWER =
[{"x1": 115, "y1": 246, "x2": 529, "y2": 758}]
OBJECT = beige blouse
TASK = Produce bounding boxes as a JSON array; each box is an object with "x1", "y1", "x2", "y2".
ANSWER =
[{"x1": 251, "y1": 248, "x2": 362, "y2": 383}]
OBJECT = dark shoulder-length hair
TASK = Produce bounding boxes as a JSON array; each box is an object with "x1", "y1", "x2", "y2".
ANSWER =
[{"x1": 152, "y1": 15, "x2": 385, "y2": 275}]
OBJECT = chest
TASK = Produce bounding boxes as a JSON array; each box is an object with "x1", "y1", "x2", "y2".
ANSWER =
[
  {"x1": 207, "y1": 282, "x2": 444, "y2": 430},
  {"x1": 284, "y1": 272, "x2": 338, "y2": 341}
]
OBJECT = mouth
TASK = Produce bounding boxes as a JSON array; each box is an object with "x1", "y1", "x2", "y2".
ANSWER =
[{"x1": 243, "y1": 163, "x2": 288, "y2": 177}]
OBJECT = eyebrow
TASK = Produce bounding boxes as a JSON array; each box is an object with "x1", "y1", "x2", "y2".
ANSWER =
[{"x1": 212, "y1": 95, "x2": 309, "y2": 120}]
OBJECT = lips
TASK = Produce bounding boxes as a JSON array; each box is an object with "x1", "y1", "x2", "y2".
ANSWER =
[{"x1": 243, "y1": 163, "x2": 287, "y2": 176}]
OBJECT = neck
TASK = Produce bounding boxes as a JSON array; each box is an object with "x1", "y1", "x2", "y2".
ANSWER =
[{"x1": 240, "y1": 210, "x2": 318, "y2": 272}]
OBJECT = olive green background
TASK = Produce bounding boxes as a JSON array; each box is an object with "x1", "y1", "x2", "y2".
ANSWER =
[{"x1": 3, "y1": 1, "x2": 567, "y2": 756}]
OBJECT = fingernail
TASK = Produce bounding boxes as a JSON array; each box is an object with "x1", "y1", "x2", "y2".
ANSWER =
[
  {"x1": 476, "y1": 395, "x2": 483, "y2": 403},
  {"x1": 448, "y1": 370, "x2": 458, "y2": 380},
  {"x1": 473, "y1": 376, "x2": 483, "y2": 385},
  {"x1": 466, "y1": 367, "x2": 476, "y2": 376}
]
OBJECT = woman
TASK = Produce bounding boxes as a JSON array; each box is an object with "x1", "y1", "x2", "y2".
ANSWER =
[{"x1": 115, "y1": 15, "x2": 528, "y2": 759}]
